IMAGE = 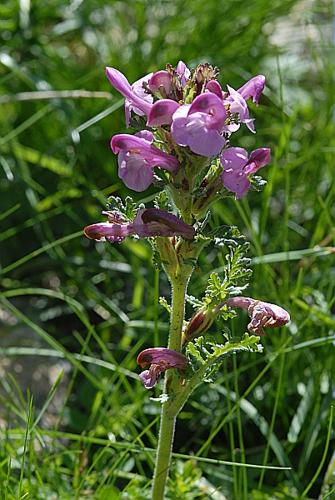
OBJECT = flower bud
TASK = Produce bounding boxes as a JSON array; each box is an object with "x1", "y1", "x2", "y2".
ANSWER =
[
  {"x1": 182, "y1": 307, "x2": 217, "y2": 345},
  {"x1": 193, "y1": 63, "x2": 218, "y2": 88}
]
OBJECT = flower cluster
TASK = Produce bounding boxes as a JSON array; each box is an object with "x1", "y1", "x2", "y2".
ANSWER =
[
  {"x1": 105, "y1": 62, "x2": 270, "y2": 197},
  {"x1": 84, "y1": 61, "x2": 290, "y2": 389}
]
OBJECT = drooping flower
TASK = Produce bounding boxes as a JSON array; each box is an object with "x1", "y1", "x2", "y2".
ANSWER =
[
  {"x1": 221, "y1": 147, "x2": 271, "y2": 198},
  {"x1": 84, "y1": 207, "x2": 195, "y2": 243},
  {"x1": 106, "y1": 67, "x2": 153, "y2": 126},
  {"x1": 238, "y1": 75, "x2": 265, "y2": 104},
  {"x1": 137, "y1": 347, "x2": 188, "y2": 389},
  {"x1": 226, "y1": 296, "x2": 290, "y2": 335},
  {"x1": 111, "y1": 131, "x2": 179, "y2": 191},
  {"x1": 171, "y1": 93, "x2": 227, "y2": 157}
]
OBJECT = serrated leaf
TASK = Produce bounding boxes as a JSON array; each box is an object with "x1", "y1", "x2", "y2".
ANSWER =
[
  {"x1": 186, "y1": 295, "x2": 203, "y2": 308},
  {"x1": 154, "y1": 190, "x2": 172, "y2": 211},
  {"x1": 159, "y1": 296, "x2": 171, "y2": 313},
  {"x1": 107, "y1": 196, "x2": 138, "y2": 221},
  {"x1": 187, "y1": 333, "x2": 263, "y2": 377},
  {"x1": 251, "y1": 175, "x2": 267, "y2": 192},
  {"x1": 210, "y1": 334, "x2": 263, "y2": 359},
  {"x1": 150, "y1": 393, "x2": 169, "y2": 403},
  {"x1": 186, "y1": 341, "x2": 205, "y2": 364},
  {"x1": 207, "y1": 224, "x2": 246, "y2": 243},
  {"x1": 201, "y1": 235, "x2": 252, "y2": 309}
]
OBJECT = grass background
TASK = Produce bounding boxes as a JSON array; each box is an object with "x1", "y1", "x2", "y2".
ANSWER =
[{"x1": 0, "y1": 0, "x2": 334, "y2": 498}]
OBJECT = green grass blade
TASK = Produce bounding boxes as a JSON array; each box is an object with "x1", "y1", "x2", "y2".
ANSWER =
[
  {"x1": 301, "y1": 405, "x2": 333, "y2": 497},
  {"x1": 0, "y1": 231, "x2": 82, "y2": 276}
]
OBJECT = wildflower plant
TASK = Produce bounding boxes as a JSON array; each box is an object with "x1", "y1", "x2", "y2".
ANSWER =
[{"x1": 84, "y1": 61, "x2": 290, "y2": 499}]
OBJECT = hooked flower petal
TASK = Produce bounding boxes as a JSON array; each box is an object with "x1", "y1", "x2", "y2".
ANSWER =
[
  {"x1": 111, "y1": 132, "x2": 179, "y2": 191},
  {"x1": 171, "y1": 94, "x2": 227, "y2": 157},
  {"x1": 238, "y1": 75, "x2": 265, "y2": 104},
  {"x1": 226, "y1": 296, "x2": 290, "y2": 335},
  {"x1": 221, "y1": 147, "x2": 271, "y2": 198},
  {"x1": 106, "y1": 67, "x2": 153, "y2": 123},
  {"x1": 84, "y1": 208, "x2": 195, "y2": 243},
  {"x1": 137, "y1": 347, "x2": 188, "y2": 389}
]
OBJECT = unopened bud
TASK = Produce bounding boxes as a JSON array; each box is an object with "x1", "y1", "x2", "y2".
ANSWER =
[
  {"x1": 193, "y1": 63, "x2": 218, "y2": 86},
  {"x1": 182, "y1": 307, "x2": 216, "y2": 345}
]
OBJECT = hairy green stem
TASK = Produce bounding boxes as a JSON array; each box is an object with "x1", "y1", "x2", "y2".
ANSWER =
[
  {"x1": 151, "y1": 356, "x2": 209, "y2": 500},
  {"x1": 151, "y1": 406, "x2": 176, "y2": 500},
  {"x1": 151, "y1": 276, "x2": 188, "y2": 500},
  {"x1": 167, "y1": 278, "x2": 188, "y2": 352}
]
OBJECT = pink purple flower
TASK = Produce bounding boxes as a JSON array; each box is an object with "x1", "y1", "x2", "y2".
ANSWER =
[
  {"x1": 238, "y1": 75, "x2": 265, "y2": 104},
  {"x1": 226, "y1": 296, "x2": 290, "y2": 335},
  {"x1": 106, "y1": 67, "x2": 153, "y2": 126},
  {"x1": 148, "y1": 61, "x2": 190, "y2": 99},
  {"x1": 206, "y1": 80, "x2": 223, "y2": 99},
  {"x1": 111, "y1": 131, "x2": 179, "y2": 191},
  {"x1": 176, "y1": 60, "x2": 191, "y2": 86},
  {"x1": 137, "y1": 347, "x2": 188, "y2": 389},
  {"x1": 224, "y1": 86, "x2": 255, "y2": 133},
  {"x1": 84, "y1": 207, "x2": 195, "y2": 243},
  {"x1": 148, "y1": 70, "x2": 173, "y2": 98},
  {"x1": 221, "y1": 147, "x2": 271, "y2": 198},
  {"x1": 147, "y1": 99, "x2": 180, "y2": 127},
  {"x1": 171, "y1": 93, "x2": 227, "y2": 157}
]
